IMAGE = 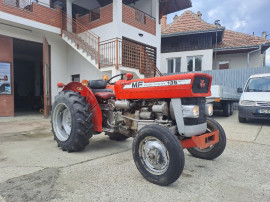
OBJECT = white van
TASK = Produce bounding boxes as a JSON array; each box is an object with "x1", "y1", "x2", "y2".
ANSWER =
[{"x1": 238, "y1": 73, "x2": 270, "y2": 123}]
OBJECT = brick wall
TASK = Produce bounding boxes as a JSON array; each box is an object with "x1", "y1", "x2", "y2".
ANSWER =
[
  {"x1": 122, "y1": 4, "x2": 156, "y2": 36},
  {"x1": 76, "y1": 4, "x2": 113, "y2": 32},
  {"x1": 0, "y1": 2, "x2": 62, "y2": 28}
]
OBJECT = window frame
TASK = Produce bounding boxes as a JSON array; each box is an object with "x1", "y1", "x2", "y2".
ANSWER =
[
  {"x1": 218, "y1": 60, "x2": 230, "y2": 69},
  {"x1": 167, "y1": 57, "x2": 181, "y2": 73},
  {"x1": 71, "y1": 74, "x2": 80, "y2": 82},
  {"x1": 187, "y1": 55, "x2": 203, "y2": 72}
]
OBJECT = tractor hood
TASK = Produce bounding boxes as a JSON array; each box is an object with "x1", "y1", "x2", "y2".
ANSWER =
[{"x1": 114, "y1": 73, "x2": 212, "y2": 100}]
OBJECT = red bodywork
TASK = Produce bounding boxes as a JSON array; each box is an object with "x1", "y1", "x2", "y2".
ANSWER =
[
  {"x1": 114, "y1": 73, "x2": 212, "y2": 99},
  {"x1": 61, "y1": 73, "x2": 213, "y2": 141}
]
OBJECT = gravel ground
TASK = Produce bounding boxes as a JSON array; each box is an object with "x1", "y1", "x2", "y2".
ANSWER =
[{"x1": 0, "y1": 111, "x2": 269, "y2": 202}]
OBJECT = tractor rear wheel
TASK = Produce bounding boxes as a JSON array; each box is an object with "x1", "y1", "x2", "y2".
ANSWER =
[
  {"x1": 132, "y1": 125, "x2": 185, "y2": 186},
  {"x1": 52, "y1": 91, "x2": 93, "y2": 152},
  {"x1": 106, "y1": 132, "x2": 129, "y2": 141},
  {"x1": 187, "y1": 118, "x2": 226, "y2": 160}
]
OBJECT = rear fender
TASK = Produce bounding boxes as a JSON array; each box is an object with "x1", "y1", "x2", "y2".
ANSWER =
[{"x1": 63, "y1": 82, "x2": 102, "y2": 133}]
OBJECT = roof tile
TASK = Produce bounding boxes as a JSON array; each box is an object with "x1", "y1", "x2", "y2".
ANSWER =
[{"x1": 162, "y1": 11, "x2": 270, "y2": 49}]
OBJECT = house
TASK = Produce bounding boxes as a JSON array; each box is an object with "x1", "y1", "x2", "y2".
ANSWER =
[
  {"x1": 0, "y1": 0, "x2": 192, "y2": 117},
  {"x1": 160, "y1": 10, "x2": 270, "y2": 74}
]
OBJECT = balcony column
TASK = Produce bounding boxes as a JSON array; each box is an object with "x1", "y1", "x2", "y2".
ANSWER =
[
  {"x1": 113, "y1": 0, "x2": 122, "y2": 39},
  {"x1": 154, "y1": 0, "x2": 161, "y2": 71},
  {"x1": 66, "y1": 0, "x2": 72, "y2": 32}
]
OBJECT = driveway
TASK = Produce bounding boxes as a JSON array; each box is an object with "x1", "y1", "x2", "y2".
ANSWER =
[{"x1": 0, "y1": 112, "x2": 269, "y2": 202}]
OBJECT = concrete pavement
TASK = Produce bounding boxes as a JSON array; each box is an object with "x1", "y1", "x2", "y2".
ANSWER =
[{"x1": 0, "y1": 112, "x2": 269, "y2": 201}]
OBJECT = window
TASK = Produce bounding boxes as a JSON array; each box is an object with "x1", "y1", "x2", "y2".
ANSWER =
[
  {"x1": 245, "y1": 77, "x2": 270, "y2": 92},
  {"x1": 219, "y1": 61, "x2": 229, "y2": 69},
  {"x1": 71, "y1": 74, "x2": 80, "y2": 82},
  {"x1": 187, "y1": 56, "x2": 202, "y2": 72},
  {"x1": 167, "y1": 58, "x2": 181, "y2": 73}
]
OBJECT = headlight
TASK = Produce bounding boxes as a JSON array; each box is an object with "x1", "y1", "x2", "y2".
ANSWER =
[
  {"x1": 192, "y1": 105, "x2": 199, "y2": 118},
  {"x1": 240, "y1": 100, "x2": 256, "y2": 106},
  {"x1": 182, "y1": 105, "x2": 199, "y2": 118},
  {"x1": 205, "y1": 104, "x2": 213, "y2": 116}
]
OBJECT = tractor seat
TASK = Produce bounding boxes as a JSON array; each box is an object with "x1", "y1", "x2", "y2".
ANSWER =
[
  {"x1": 88, "y1": 80, "x2": 107, "y2": 89},
  {"x1": 88, "y1": 79, "x2": 114, "y2": 93},
  {"x1": 94, "y1": 92, "x2": 115, "y2": 101}
]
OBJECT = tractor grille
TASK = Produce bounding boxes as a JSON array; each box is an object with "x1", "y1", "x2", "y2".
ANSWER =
[
  {"x1": 192, "y1": 76, "x2": 210, "y2": 94},
  {"x1": 182, "y1": 97, "x2": 206, "y2": 125}
]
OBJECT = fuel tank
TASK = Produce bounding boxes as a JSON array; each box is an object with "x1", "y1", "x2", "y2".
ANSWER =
[{"x1": 114, "y1": 73, "x2": 212, "y2": 100}]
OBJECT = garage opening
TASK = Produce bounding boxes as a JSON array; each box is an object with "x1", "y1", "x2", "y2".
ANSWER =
[{"x1": 13, "y1": 39, "x2": 43, "y2": 115}]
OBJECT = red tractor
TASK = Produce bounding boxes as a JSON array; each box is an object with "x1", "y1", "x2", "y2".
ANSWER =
[{"x1": 52, "y1": 73, "x2": 226, "y2": 186}]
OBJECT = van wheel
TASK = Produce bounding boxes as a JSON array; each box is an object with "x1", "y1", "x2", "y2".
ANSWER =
[
  {"x1": 132, "y1": 125, "x2": 185, "y2": 186},
  {"x1": 238, "y1": 114, "x2": 247, "y2": 123}
]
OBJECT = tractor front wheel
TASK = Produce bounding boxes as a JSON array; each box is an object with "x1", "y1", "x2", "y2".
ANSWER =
[
  {"x1": 187, "y1": 118, "x2": 226, "y2": 160},
  {"x1": 51, "y1": 91, "x2": 93, "y2": 152},
  {"x1": 132, "y1": 125, "x2": 185, "y2": 186}
]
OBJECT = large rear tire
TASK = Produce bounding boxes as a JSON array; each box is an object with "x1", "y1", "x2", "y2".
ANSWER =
[
  {"x1": 187, "y1": 118, "x2": 226, "y2": 160},
  {"x1": 51, "y1": 91, "x2": 93, "y2": 152},
  {"x1": 132, "y1": 125, "x2": 185, "y2": 186}
]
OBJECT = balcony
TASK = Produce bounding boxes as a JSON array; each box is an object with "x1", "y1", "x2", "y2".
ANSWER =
[
  {"x1": 0, "y1": 0, "x2": 62, "y2": 29},
  {"x1": 75, "y1": 3, "x2": 113, "y2": 33},
  {"x1": 73, "y1": 2, "x2": 156, "y2": 36},
  {"x1": 122, "y1": 3, "x2": 156, "y2": 35},
  {"x1": 99, "y1": 38, "x2": 161, "y2": 77}
]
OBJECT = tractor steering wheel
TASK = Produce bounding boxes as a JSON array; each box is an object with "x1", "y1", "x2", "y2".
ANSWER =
[{"x1": 107, "y1": 73, "x2": 126, "y2": 85}]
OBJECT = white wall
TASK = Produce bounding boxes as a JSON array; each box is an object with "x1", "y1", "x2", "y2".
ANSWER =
[
  {"x1": 66, "y1": 46, "x2": 105, "y2": 82},
  {"x1": 91, "y1": 22, "x2": 117, "y2": 41},
  {"x1": 161, "y1": 49, "x2": 213, "y2": 73},
  {"x1": 214, "y1": 51, "x2": 263, "y2": 69}
]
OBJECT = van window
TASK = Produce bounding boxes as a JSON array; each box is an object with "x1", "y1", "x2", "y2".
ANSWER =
[{"x1": 245, "y1": 77, "x2": 270, "y2": 92}]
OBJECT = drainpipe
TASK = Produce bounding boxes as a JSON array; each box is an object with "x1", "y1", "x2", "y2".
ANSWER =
[{"x1": 247, "y1": 45, "x2": 261, "y2": 67}]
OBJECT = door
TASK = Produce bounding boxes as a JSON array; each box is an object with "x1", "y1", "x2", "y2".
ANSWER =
[
  {"x1": 43, "y1": 37, "x2": 51, "y2": 118},
  {"x1": 0, "y1": 35, "x2": 14, "y2": 117}
]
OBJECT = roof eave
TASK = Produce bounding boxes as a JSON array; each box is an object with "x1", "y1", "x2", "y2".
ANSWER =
[
  {"x1": 160, "y1": 0, "x2": 192, "y2": 15},
  {"x1": 214, "y1": 43, "x2": 270, "y2": 52},
  {"x1": 161, "y1": 28, "x2": 225, "y2": 38}
]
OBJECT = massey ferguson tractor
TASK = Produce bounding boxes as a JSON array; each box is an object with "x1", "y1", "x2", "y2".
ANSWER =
[{"x1": 51, "y1": 73, "x2": 226, "y2": 186}]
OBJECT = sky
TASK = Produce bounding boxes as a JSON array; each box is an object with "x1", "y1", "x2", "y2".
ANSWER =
[{"x1": 167, "y1": 0, "x2": 270, "y2": 66}]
